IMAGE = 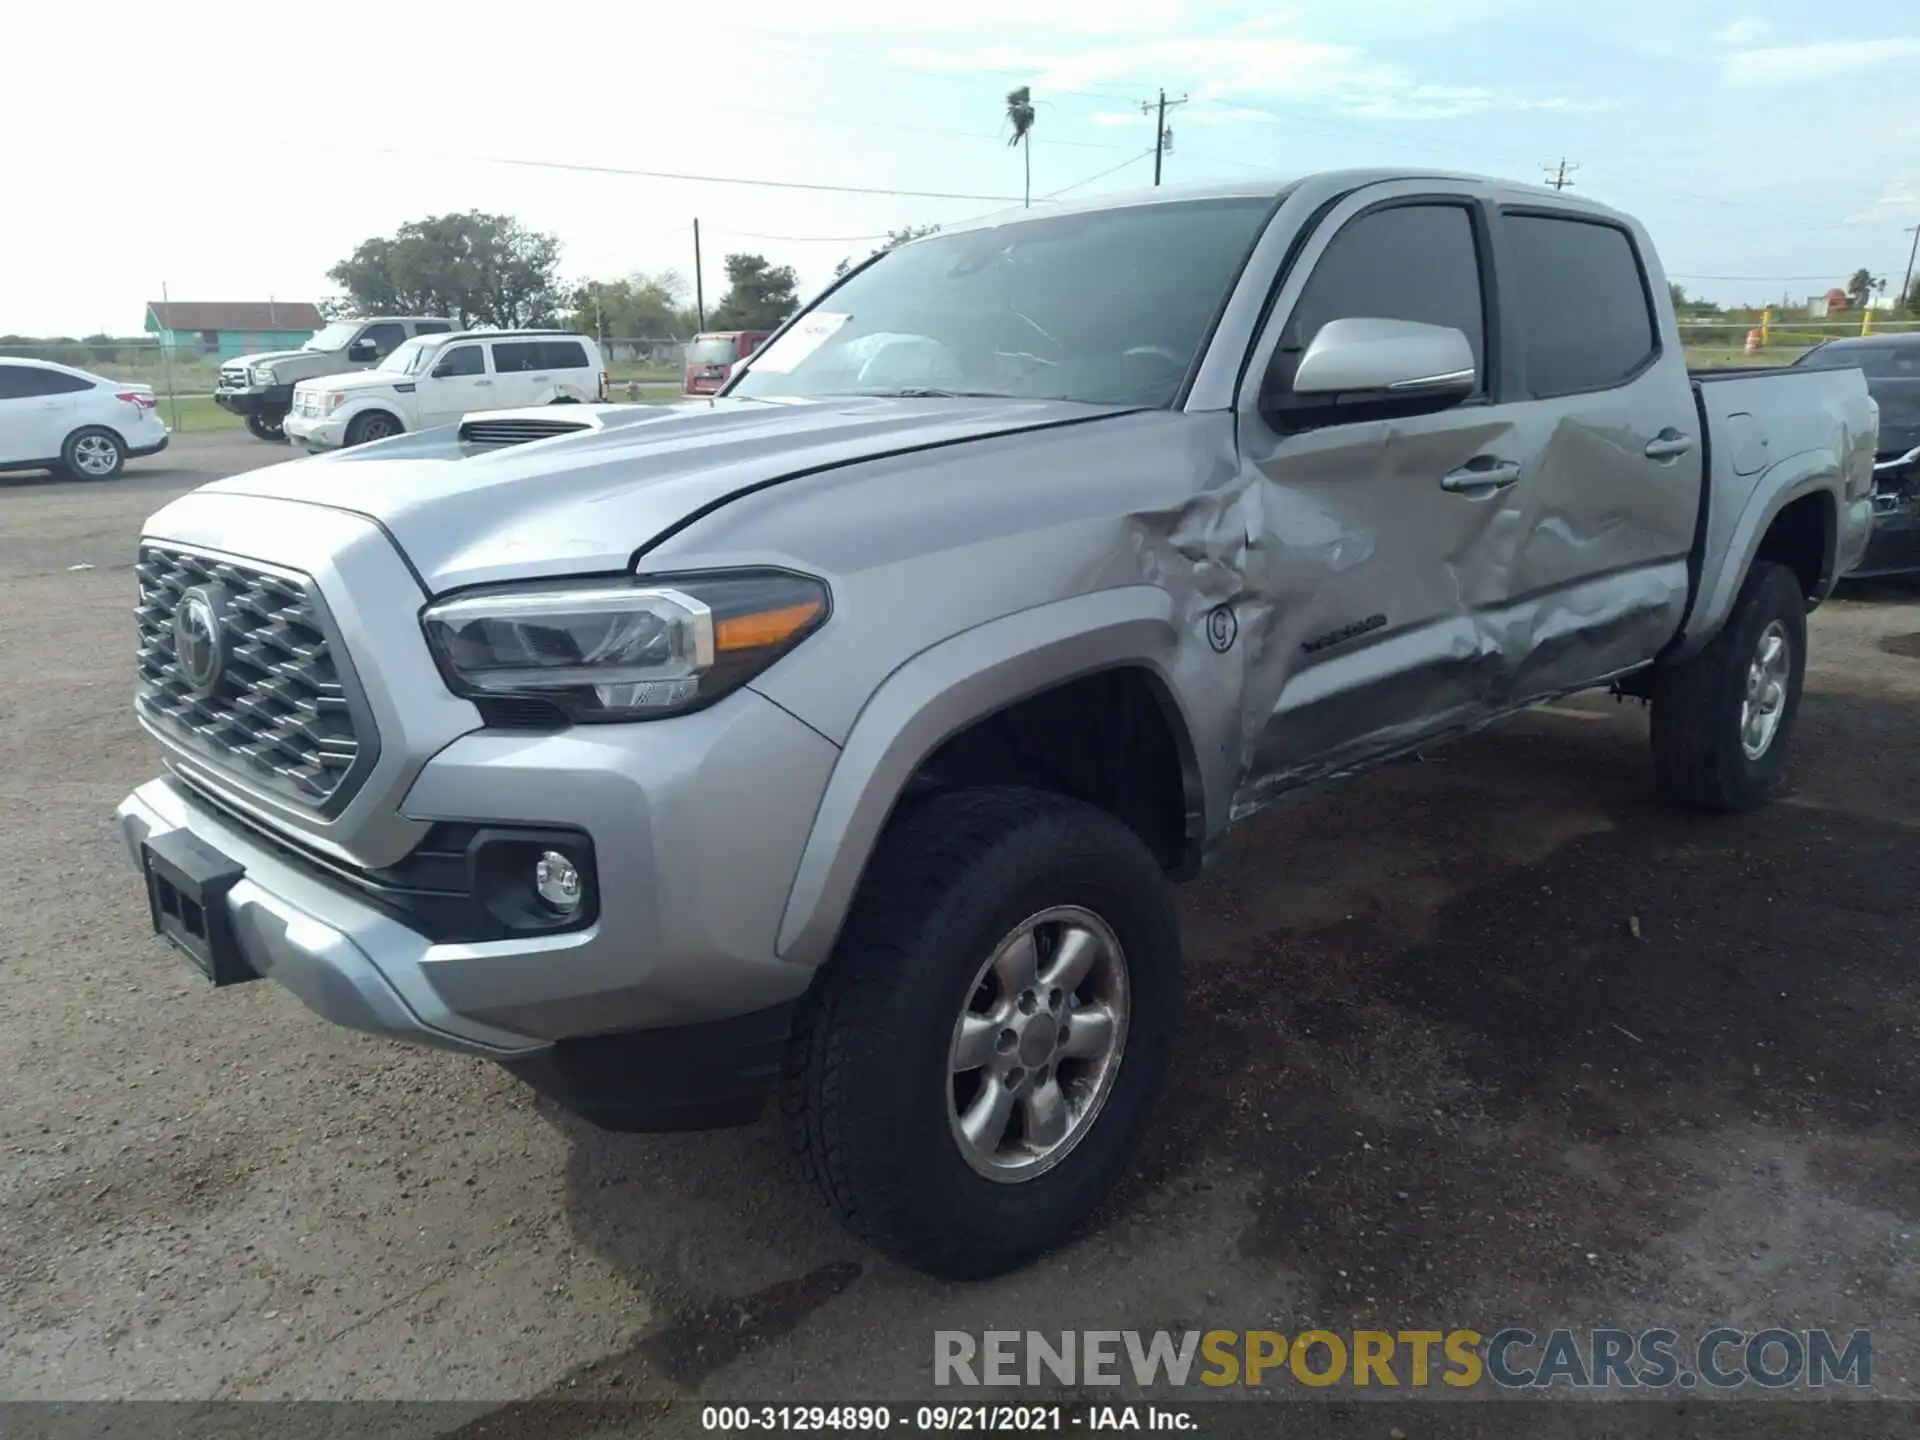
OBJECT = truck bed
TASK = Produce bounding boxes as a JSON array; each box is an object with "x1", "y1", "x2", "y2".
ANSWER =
[{"x1": 1667, "y1": 366, "x2": 1877, "y2": 660}]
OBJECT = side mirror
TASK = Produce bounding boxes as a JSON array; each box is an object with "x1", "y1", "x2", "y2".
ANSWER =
[
  {"x1": 1274, "y1": 317, "x2": 1476, "y2": 425},
  {"x1": 347, "y1": 338, "x2": 378, "y2": 362}
]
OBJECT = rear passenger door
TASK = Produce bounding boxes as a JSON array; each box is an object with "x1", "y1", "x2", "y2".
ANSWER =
[
  {"x1": 488, "y1": 340, "x2": 547, "y2": 406},
  {"x1": 0, "y1": 364, "x2": 85, "y2": 464},
  {"x1": 538, "y1": 339, "x2": 592, "y2": 396},
  {"x1": 1486, "y1": 207, "x2": 1702, "y2": 703}
]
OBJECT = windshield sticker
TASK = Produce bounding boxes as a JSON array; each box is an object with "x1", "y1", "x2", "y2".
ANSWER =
[{"x1": 749, "y1": 312, "x2": 853, "y2": 374}]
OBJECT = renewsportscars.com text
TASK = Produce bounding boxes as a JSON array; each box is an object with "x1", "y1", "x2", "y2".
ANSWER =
[{"x1": 934, "y1": 1328, "x2": 1872, "y2": 1391}]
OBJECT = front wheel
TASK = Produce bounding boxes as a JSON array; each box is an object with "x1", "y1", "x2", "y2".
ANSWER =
[
  {"x1": 784, "y1": 787, "x2": 1182, "y2": 1279},
  {"x1": 343, "y1": 411, "x2": 402, "y2": 447},
  {"x1": 245, "y1": 412, "x2": 287, "y2": 442},
  {"x1": 1650, "y1": 560, "x2": 1808, "y2": 811}
]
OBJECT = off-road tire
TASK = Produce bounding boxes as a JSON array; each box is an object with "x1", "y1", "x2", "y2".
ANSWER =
[
  {"x1": 783, "y1": 787, "x2": 1182, "y2": 1279},
  {"x1": 1650, "y1": 560, "x2": 1807, "y2": 811},
  {"x1": 245, "y1": 412, "x2": 288, "y2": 442}
]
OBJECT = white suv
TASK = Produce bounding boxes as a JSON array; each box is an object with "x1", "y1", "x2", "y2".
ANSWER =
[{"x1": 284, "y1": 330, "x2": 607, "y2": 451}]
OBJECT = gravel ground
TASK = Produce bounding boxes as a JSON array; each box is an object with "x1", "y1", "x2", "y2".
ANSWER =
[{"x1": 2, "y1": 434, "x2": 1917, "y2": 1426}]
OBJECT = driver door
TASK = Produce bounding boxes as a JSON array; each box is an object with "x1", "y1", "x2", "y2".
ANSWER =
[
  {"x1": 418, "y1": 343, "x2": 492, "y2": 426},
  {"x1": 1230, "y1": 180, "x2": 1531, "y2": 805}
]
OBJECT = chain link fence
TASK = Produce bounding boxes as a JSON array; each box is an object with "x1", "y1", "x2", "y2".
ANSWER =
[{"x1": 0, "y1": 334, "x2": 695, "y2": 430}]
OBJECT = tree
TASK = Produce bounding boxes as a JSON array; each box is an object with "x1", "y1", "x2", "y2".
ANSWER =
[
  {"x1": 832, "y1": 224, "x2": 942, "y2": 280},
  {"x1": 709, "y1": 253, "x2": 801, "y2": 331},
  {"x1": 568, "y1": 270, "x2": 694, "y2": 340},
  {"x1": 1846, "y1": 267, "x2": 1879, "y2": 310},
  {"x1": 1006, "y1": 86, "x2": 1036, "y2": 208},
  {"x1": 327, "y1": 212, "x2": 565, "y2": 329}
]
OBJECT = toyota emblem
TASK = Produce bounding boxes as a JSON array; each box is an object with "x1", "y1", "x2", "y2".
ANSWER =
[{"x1": 173, "y1": 586, "x2": 228, "y2": 695}]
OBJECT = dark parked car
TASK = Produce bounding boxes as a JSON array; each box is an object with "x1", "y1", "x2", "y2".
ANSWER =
[{"x1": 1795, "y1": 333, "x2": 1920, "y2": 576}]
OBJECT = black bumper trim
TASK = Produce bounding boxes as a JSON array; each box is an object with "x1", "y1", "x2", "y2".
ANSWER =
[
  {"x1": 501, "y1": 1001, "x2": 800, "y2": 1132},
  {"x1": 214, "y1": 384, "x2": 294, "y2": 417}
]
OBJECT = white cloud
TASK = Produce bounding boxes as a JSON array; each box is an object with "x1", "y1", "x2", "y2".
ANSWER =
[
  {"x1": 888, "y1": 22, "x2": 1564, "y2": 121},
  {"x1": 1712, "y1": 17, "x2": 1776, "y2": 48},
  {"x1": 1723, "y1": 36, "x2": 1920, "y2": 86},
  {"x1": 1848, "y1": 171, "x2": 1920, "y2": 223}
]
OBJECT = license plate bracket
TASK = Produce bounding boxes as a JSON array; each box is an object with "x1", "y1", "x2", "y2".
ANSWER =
[{"x1": 141, "y1": 829, "x2": 257, "y2": 987}]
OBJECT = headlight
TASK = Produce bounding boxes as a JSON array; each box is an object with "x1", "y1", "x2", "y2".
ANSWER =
[
  {"x1": 420, "y1": 570, "x2": 830, "y2": 722},
  {"x1": 250, "y1": 366, "x2": 275, "y2": 386}
]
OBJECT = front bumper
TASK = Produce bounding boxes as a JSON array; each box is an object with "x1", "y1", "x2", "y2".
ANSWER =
[
  {"x1": 1849, "y1": 449, "x2": 1920, "y2": 579},
  {"x1": 284, "y1": 410, "x2": 347, "y2": 450},
  {"x1": 118, "y1": 681, "x2": 838, "y2": 1045},
  {"x1": 214, "y1": 384, "x2": 294, "y2": 417}
]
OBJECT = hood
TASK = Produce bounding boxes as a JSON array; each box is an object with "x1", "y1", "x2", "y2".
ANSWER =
[
  {"x1": 294, "y1": 367, "x2": 401, "y2": 395},
  {"x1": 227, "y1": 347, "x2": 316, "y2": 371},
  {"x1": 195, "y1": 395, "x2": 1138, "y2": 592}
]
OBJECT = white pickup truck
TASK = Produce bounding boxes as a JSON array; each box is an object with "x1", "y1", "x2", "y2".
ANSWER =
[{"x1": 118, "y1": 169, "x2": 1876, "y2": 1278}]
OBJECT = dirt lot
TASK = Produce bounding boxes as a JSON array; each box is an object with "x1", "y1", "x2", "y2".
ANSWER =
[{"x1": 2, "y1": 434, "x2": 1918, "y2": 1423}]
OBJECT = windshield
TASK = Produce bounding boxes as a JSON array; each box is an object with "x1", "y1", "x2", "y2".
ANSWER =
[
  {"x1": 378, "y1": 337, "x2": 436, "y2": 375},
  {"x1": 689, "y1": 337, "x2": 740, "y2": 364},
  {"x1": 302, "y1": 321, "x2": 362, "y2": 353},
  {"x1": 729, "y1": 196, "x2": 1275, "y2": 407}
]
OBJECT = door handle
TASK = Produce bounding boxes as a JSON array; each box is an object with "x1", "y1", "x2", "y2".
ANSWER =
[
  {"x1": 1440, "y1": 458, "x2": 1522, "y2": 493},
  {"x1": 1645, "y1": 430, "x2": 1696, "y2": 461},
  {"x1": 474, "y1": 379, "x2": 492, "y2": 386}
]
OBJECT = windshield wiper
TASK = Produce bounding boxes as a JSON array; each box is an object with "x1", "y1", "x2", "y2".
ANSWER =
[{"x1": 833, "y1": 386, "x2": 1016, "y2": 399}]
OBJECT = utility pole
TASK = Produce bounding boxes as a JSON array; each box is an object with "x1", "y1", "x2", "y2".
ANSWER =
[
  {"x1": 1542, "y1": 158, "x2": 1580, "y2": 191},
  {"x1": 1141, "y1": 88, "x2": 1190, "y2": 186},
  {"x1": 1902, "y1": 225, "x2": 1920, "y2": 314},
  {"x1": 692, "y1": 218, "x2": 706, "y2": 332}
]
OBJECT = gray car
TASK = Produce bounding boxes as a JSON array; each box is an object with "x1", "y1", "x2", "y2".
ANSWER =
[
  {"x1": 116, "y1": 170, "x2": 1876, "y2": 1278},
  {"x1": 1793, "y1": 332, "x2": 1920, "y2": 576}
]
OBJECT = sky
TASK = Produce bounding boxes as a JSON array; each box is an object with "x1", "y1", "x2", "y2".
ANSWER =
[{"x1": 5, "y1": 0, "x2": 1919, "y2": 335}]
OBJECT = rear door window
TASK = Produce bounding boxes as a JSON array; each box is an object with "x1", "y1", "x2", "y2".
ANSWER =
[
  {"x1": 1502, "y1": 213, "x2": 1658, "y2": 398},
  {"x1": 490, "y1": 341, "x2": 542, "y2": 373},
  {"x1": 539, "y1": 340, "x2": 590, "y2": 371},
  {"x1": 0, "y1": 365, "x2": 93, "y2": 397}
]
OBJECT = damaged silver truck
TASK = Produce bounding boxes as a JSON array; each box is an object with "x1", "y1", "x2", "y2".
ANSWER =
[{"x1": 118, "y1": 170, "x2": 1876, "y2": 1279}]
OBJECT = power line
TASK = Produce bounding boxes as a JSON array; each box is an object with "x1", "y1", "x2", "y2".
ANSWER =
[
  {"x1": 372, "y1": 147, "x2": 1026, "y2": 204},
  {"x1": 1043, "y1": 150, "x2": 1158, "y2": 199},
  {"x1": 1667, "y1": 272, "x2": 1849, "y2": 282}
]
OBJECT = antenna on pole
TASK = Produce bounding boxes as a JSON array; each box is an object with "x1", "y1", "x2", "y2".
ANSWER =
[{"x1": 1542, "y1": 158, "x2": 1580, "y2": 191}]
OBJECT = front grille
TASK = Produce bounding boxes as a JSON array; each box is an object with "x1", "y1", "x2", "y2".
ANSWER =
[
  {"x1": 135, "y1": 545, "x2": 372, "y2": 811},
  {"x1": 219, "y1": 368, "x2": 248, "y2": 389},
  {"x1": 457, "y1": 416, "x2": 592, "y2": 447}
]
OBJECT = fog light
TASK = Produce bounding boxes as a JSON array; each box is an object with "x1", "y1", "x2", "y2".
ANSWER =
[{"x1": 534, "y1": 850, "x2": 582, "y2": 913}]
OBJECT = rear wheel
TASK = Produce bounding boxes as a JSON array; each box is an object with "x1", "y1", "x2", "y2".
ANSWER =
[
  {"x1": 343, "y1": 411, "x2": 401, "y2": 447},
  {"x1": 784, "y1": 787, "x2": 1182, "y2": 1279},
  {"x1": 1650, "y1": 560, "x2": 1807, "y2": 811},
  {"x1": 245, "y1": 412, "x2": 287, "y2": 442},
  {"x1": 60, "y1": 427, "x2": 124, "y2": 480}
]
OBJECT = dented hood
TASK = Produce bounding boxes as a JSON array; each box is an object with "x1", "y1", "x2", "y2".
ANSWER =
[{"x1": 200, "y1": 395, "x2": 1132, "y2": 593}]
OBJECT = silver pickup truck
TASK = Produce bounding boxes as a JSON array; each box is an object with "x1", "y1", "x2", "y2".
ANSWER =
[{"x1": 117, "y1": 170, "x2": 1876, "y2": 1279}]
